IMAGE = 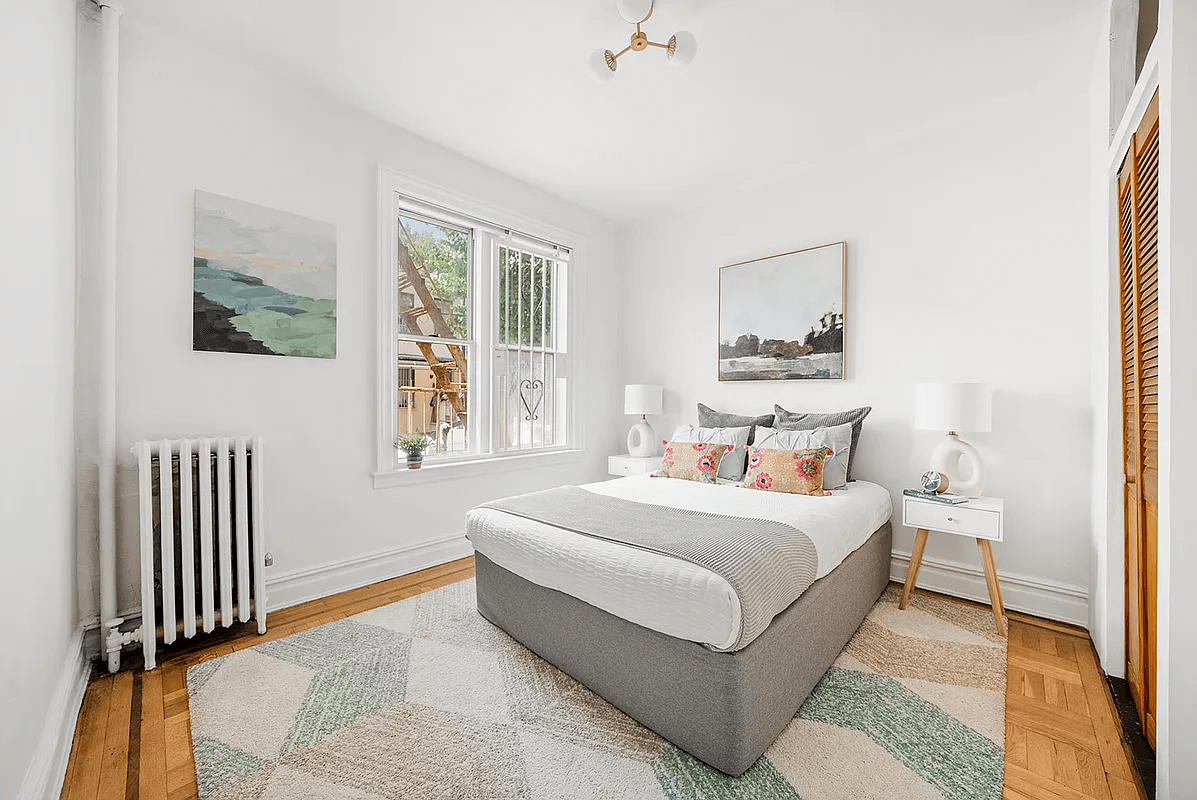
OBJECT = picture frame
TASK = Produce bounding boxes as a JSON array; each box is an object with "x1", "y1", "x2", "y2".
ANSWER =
[{"x1": 717, "y1": 241, "x2": 846, "y2": 381}]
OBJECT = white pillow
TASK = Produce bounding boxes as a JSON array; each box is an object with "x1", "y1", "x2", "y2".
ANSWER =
[
  {"x1": 752, "y1": 423, "x2": 853, "y2": 490},
  {"x1": 671, "y1": 424, "x2": 751, "y2": 481}
]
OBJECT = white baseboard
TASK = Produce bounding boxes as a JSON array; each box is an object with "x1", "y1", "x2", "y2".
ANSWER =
[
  {"x1": 890, "y1": 550, "x2": 1090, "y2": 629},
  {"x1": 82, "y1": 535, "x2": 474, "y2": 663},
  {"x1": 264, "y1": 533, "x2": 474, "y2": 612},
  {"x1": 18, "y1": 626, "x2": 90, "y2": 800}
]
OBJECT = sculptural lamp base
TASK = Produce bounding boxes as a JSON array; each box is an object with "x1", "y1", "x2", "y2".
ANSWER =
[
  {"x1": 929, "y1": 432, "x2": 985, "y2": 497},
  {"x1": 627, "y1": 417, "x2": 657, "y2": 458}
]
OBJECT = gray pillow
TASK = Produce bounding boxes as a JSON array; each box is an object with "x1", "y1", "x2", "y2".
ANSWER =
[
  {"x1": 696, "y1": 403, "x2": 774, "y2": 445},
  {"x1": 773, "y1": 405, "x2": 872, "y2": 481}
]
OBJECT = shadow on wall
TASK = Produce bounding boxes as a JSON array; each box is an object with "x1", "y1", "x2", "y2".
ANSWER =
[
  {"x1": 850, "y1": 416, "x2": 914, "y2": 485},
  {"x1": 980, "y1": 389, "x2": 1094, "y2": 493}
]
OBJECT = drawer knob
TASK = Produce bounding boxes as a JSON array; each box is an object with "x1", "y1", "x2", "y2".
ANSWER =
[{"x1": 946, "y1": 517, "x2": 955, "y2": 522}]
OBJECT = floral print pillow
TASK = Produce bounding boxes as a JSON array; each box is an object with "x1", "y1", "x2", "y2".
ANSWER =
[
  {"x1": 655, "y1": 440, "x2": 732, "y2": 484},
  {"x1": 742, "y1": 446, "x2": 833, "y2": 496}
]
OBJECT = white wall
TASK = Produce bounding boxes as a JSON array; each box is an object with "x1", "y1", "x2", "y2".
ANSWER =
[
  {"x1": 0, "y1": 0, "x2": 80, "y2": 795},
  {"x1": 1087, "y1": 1, "x2": 1124, "y2": 673},
  {"x1": 1157, "y1": 0, "x2": 1197, "y2": 794},
  {"x1": 616, "y1": 65, "x2": 1095, "y2": 623},
  {"x1": 77, "y1": 18, "x2": 622, "y2": 625}
]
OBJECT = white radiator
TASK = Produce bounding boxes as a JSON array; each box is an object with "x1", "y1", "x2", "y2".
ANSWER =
[{"x1": 119, "y1": 436, "x2": 267, "y2": 671}]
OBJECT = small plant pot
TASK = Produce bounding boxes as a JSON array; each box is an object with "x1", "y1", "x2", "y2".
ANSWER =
[{"x1": 406, "y1": 453, "x2": 424, "y2": 470}]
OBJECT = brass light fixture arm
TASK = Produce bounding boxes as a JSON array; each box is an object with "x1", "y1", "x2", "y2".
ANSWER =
[{"x1": 596, "y1": 1, "x2": 683, "y2": 74}]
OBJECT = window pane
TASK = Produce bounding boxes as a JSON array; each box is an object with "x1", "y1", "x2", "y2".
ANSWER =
[
  {"x1": 495, "y1": 348, "x2": 561, "y2": 451},
  {"x1": 397, "y1": 214, "x2": 469, "y2": 341},
  {"x1": 397, "y1": 339, "x2": 469, "y2": 457},
  {"x1": 498, "y1": 246, "x2": 554, "y2": 348}
]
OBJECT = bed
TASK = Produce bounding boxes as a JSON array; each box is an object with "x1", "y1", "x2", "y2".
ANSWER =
[{"x1": 466, "y1": 473, "x2": 893, "y2": 776}]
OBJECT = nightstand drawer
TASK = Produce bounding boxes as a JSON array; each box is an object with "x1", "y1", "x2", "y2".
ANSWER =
[
  {"x1": 903, "y1": 498, "x2": 1001, "y2": 541},
  {"x1": 608, "y1": 455, "x2": 656, "y2": 477}
]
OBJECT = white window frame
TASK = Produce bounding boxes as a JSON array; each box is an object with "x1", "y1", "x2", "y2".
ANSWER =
[{"x1": 373, "y1": 167, "x2": 585, "y2": 488}]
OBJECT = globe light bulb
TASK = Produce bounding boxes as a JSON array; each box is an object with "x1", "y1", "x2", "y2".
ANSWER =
[
  {"x1": 668, "y1": 30, "x2": 697, "y2": 67},
  {"x1": 616, "y1": 0, "x2": 653, "y2": 24},
  {"x1": 589, "y1": 49, "x2": 617, "y2": 83}
]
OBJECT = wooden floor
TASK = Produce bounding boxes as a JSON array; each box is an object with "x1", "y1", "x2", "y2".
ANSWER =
[
  {"x1": 999, "y1": 609, "x2": 1146, "y2": 800},
  {"x1": 58, "y1": 560, "x2": 1146, "y2": 800}
]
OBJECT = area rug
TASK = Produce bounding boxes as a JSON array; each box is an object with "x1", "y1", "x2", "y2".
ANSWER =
[{"x1": 187, "y1": 580, "x2": 1007, "y2": 799}]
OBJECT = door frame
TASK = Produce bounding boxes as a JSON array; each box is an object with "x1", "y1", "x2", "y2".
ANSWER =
[
  {"x1": 1093, "y1": 44, "x2": 1160, "y2": 679},
  {"x1": 1115, "y1": 87, "x2": 1160, "y2": 745}
]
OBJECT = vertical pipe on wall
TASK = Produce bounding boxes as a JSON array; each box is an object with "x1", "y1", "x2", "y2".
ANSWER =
[{"x1": 96, "y1": 0, "x2": 124, "y2": 674}]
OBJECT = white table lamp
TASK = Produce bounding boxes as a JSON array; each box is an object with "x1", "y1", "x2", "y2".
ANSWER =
[
  {"x1": 916, "y1": 382, "x2": 992, "y2": 497},
  {"x1": 624, "y1": 384, "x2": 663, "y2": 457}
]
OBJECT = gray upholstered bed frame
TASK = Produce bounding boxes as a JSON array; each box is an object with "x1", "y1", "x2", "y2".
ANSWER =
[{"x1": 473, "y1": 519, "x2": 892, "y2": 776}]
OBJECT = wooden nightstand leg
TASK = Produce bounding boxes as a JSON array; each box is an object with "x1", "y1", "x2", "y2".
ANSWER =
[
  {"x1": 899, "y1": 528, "x2": 930, "y2": 610},
  {"x1": 977, "y1": 538, "x2": 1007, "y2": 637}
]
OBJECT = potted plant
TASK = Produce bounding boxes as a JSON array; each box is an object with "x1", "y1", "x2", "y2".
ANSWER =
[{"x1": 395, "y1": 434, "x2": 430, "y2": 469}]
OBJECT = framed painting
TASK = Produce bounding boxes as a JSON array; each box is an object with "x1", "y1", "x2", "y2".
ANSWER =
[
  {"x1": 193, "y1": 190, "x2": 337, "y2": 358},
  {"x1": 718, "y1": 241, "x2": 846, "y2": 381}
]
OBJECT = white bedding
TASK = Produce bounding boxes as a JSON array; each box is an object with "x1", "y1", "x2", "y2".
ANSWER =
[{"x1": 466, "y1": 475, "x2": 892, "y2": 650}]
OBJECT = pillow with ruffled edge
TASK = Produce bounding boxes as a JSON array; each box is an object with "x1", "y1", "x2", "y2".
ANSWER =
[
  {"x1": 655, "y1": 440, "x2": 732, "y2": 484},
  {"x1": 753, "y1": 423, "x2": 852, "y2": 490},
  {"x1": 773, "y1": 405, "x2": 871, "y2": 481},
  {"x1": 742, "y1": 446, "x2": 833, "y2": 496},
  {"x1": 670, "y1": 424, "x2": 751, "y2": 481}
]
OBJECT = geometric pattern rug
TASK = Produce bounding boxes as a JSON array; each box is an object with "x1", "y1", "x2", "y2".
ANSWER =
[{"x1": 187, "y1": 580, "x2": 1006, "y2": 799}]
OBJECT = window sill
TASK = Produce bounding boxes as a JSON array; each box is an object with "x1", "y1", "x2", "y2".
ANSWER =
[{"x1": 372, "y1": 448, "x2": 587, "y2": 489}]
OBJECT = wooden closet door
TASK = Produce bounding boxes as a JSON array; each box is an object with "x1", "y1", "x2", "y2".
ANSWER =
[{"x1": 1117, "y1": 89, "x2": 1159, "y2": 748}]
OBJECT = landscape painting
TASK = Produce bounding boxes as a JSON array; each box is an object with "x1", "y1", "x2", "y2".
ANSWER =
[
  {"x1": 193, "y1": 191, "x2": 336, "y2": 359},
  {"x1": 718, "y1": 242, "x2": 845, "y2": 381}
]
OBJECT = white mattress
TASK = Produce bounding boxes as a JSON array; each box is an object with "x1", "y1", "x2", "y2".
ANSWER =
[{"x1": 466, "y1": 476, "x2": 892, "y2": 650}]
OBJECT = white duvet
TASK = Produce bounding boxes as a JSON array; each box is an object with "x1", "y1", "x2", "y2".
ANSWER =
[{"x1": 466, "y1": 475, "x2": 892, "y2": 650}]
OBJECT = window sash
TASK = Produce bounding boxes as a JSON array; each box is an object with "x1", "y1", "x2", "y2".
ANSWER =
[
  {"x1": 494, "y1": 350, "x2": 566, "y2": 453},
  {"x1": 394, "y1": 203, "x2": 476, "y2": 461},
  {"x1": 494, "y1": 242, "x2": 565, "y2": 454},
  {"x1": 396, "y1": 340, "x2": 472, "y2": 458},
  {"x1": 396, "y1": 209, "x2": 473, "y2": 345}
]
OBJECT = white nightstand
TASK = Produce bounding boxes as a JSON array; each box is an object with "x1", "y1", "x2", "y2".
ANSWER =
[
  {"x1": 899, "y1": 495, "x2": 1007, "y2": 636},
  {"x1": 608, "y1": 454, "x2": 657, "y2": 477}
]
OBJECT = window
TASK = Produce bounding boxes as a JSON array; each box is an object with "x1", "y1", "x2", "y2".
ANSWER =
[{"x1": 375, "y1": 172, "x2": 578, "y2": 480}]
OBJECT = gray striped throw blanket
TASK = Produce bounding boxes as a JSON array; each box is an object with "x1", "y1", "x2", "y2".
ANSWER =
[{"x1": 480, "y1": 486, "x2": 819, "y2": 651}]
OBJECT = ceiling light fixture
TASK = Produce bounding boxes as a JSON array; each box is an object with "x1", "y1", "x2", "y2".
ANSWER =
[{"x1": 589, "y1": 0, "x2": 697, "y2": 83}]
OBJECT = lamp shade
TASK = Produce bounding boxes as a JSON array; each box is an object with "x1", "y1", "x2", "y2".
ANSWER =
[
  {"x1": 624, "y1": 384, "x2": 663, "y2": 416},
  {"x1": 915, "y1": 383, "x2": 992, "y2": 433}
]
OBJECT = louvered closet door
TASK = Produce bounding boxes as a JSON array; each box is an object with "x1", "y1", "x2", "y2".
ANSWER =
[{"x1": 1117, "y1": 89, "x2": 1159, "y2": 748}]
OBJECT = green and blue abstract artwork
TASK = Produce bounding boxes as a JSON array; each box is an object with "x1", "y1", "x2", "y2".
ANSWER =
[{"x1": 193, "y1": 190, "x2": 336, "y2": 359}]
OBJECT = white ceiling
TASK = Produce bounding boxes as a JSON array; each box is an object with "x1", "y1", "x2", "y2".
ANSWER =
[{"x1": 122, "y1": 0, "x2": 1101, "y2": 222}]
